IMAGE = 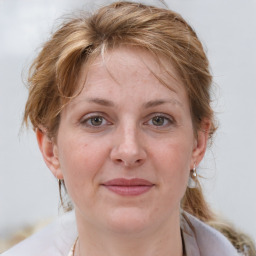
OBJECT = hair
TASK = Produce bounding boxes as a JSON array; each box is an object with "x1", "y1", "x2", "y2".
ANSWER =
[{"x1": 23, "y1": 1, "x2": 255, "y2": 255}]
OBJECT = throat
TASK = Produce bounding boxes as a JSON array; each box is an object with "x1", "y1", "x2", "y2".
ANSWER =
[{"x1": 72, "y1": 229, "x2": 183, "y2": 256}]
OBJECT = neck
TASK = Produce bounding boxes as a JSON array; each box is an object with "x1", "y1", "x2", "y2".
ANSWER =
[{"x1": 74, "y1": 210, "x2": 183, "y2": 256}]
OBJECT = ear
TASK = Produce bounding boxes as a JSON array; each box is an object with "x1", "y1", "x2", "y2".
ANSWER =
[
  {"x1": 36, "y1": 128, "x2": 63, "y2": 180},
  {"x1": 190, "y1": 119, "x2": 211, "y2": 168}
]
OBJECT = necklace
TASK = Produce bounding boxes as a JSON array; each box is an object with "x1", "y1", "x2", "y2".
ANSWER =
[
  {"x1": 68, "y1": 237, "x2": 78, "y2": 256},
  {"x1": 68, "y1": 234, "x2": 186, "y2": 256}
]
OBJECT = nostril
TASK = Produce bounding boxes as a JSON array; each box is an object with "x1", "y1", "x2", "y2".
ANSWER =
[
  {"x1": 114, "y1": 158, "x2": 144, "y2": 167},
  {"x1": 110, "y1": 144, "x2": 147, "y2": 167}
]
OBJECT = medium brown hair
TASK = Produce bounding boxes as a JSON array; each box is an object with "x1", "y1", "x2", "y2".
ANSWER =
[
  {"x1": 24, "y1": 1, "x2": 215, "y2": 138},
  {"x1": 23, "y1": 2, "x2": 255, "y2": 254}
]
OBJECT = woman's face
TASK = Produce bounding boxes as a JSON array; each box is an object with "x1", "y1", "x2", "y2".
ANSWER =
[{"x1": 40, "y1": 47, "x2": 207, "y2": 234}]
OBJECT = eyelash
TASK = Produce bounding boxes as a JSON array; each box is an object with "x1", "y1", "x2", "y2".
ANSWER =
[
  {"x1": 80, "y1": 113, "x2": 111, "y2": 128},
  {"x1": 80, "y1": 113, "x2": 175, "y2": 129},
  {"x1": 145, "y1": 114, "x2": 175, "y2": 128}
]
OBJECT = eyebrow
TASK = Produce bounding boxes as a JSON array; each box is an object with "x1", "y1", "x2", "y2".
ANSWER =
[
  {"x1": 84, "y1": 98, "x2": 182, "y2": 108},
  {"x1": 86, "y1": 98, "x2": 115, "y2": 107},
  {"x1": 143, "y1": 99, "x2": 183, "y2": 108}
]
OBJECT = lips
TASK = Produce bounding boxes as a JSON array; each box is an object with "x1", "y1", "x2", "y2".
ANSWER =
[{"x1": 102, "y1": 178, "x2": 154, "y2": 196}]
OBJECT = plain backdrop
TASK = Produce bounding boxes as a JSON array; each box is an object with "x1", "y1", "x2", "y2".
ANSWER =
[{"x1": 0, "y1": 0, "x2": 255, "y2": 242}]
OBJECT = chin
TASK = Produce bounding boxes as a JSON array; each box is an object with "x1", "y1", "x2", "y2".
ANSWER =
[{"x1": 105, "y1": 207, "x2": 152, "y2": 234}]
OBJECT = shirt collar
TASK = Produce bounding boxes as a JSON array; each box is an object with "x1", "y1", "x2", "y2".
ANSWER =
[{"x1": 181, "y1": 212, "x2": 201, "y2": 256}]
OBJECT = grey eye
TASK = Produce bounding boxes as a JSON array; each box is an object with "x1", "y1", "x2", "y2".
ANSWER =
[
  {"x1": 152, "y1": 116, "x2": 165, "y2": 126},
  {"x1": 90, "y1": 116, "x2": 103, "y2": 126}
]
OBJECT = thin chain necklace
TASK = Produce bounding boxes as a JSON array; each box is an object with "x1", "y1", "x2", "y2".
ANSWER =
[
  {"x1": 68, "y1": 237, "x2": 78, "y2": 256},
  {"x1": 68, "y1": 235, "x2": 186, "y2": 256}
]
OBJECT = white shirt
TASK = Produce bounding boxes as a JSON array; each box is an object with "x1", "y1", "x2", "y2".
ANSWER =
[{"x1": 2, "y1": 211, "x2": 240, "y2": 256}]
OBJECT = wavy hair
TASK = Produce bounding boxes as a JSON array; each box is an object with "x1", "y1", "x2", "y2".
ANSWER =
[{"x1": 23, "y1": 2, "x2": 255, "y2": 254}]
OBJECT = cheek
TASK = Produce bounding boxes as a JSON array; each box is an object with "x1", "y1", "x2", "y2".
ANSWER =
[
  {"x1": 153, "y1": 138, "x2": 193, "y2": 192},
  {"x1": 56, "y1": 134, "x2": 108, "y2": 197}
]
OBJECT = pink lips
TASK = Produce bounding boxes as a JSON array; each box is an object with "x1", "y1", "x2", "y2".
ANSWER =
[{"x1": 102, "y1": 178, "x2": 154, "y2": 196}]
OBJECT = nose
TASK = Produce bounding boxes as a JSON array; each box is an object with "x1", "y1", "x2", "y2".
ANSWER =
[{"x1": 110, "y1": 125, "x2": 147, "y2": 168}]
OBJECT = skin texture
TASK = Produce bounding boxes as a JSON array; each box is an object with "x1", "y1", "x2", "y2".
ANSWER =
[{"x1": 37, "y1": 47, "x2": 209, "y2": 256}]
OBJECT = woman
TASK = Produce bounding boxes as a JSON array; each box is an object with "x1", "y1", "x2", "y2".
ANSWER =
[{"x1": 2, "y1": 1, "x2": 255, "y2": 256}]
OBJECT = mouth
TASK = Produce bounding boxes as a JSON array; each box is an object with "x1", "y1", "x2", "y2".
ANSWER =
[{"x1": 101, "y1": 178, "x2": 155, "y2": 196}]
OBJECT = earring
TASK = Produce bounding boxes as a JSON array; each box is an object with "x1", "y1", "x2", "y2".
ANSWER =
[
  {"x1": 188, "y1": 163, "x2": 197, "y2": 188},
  {"x1": 192, "y1": 164, "x2": 197, "y2": 178}
]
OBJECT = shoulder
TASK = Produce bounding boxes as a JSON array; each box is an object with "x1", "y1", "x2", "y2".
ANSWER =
[
  {"x1": 1, "y1": 211, "x2": 77, "y2": 256},
  {"x1": 181, "y1": 212, "x2": 240, "y2": 256}
]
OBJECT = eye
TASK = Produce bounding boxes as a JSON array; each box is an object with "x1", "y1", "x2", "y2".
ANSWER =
[
  {"x1": 89, "y1": 116, "x2": 104, "y2": 126},
  {"x1": 146, "y1": 114, "x2": 174, "y2": 128},
  {"x1": 152, "y1": 116, "x2": 166, "y2": 126},
  {"x1": 80, "y1": 114, "x2": 110, "y2": 127}
]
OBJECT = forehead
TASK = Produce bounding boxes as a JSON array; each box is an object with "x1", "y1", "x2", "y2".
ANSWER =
[
  {"x1": 65, "y1": 46, "x2": 189, "y2": 112},
  {"x1": 59, "y1": 46, "x2": 193, "y2": 128},
  {"x1": 77, "y1": 46, "x2": 185, "y2": 94}
]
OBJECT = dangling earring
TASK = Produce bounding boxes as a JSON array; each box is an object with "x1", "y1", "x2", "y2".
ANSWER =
[
  {"x1": 58, "y1": 178, "x2": 61, "y2": 186},
  {"x1": 192, "y1": 164, "x2": 197, "y2": 178},
  {"x1": 188, "y1": 163, "x2": 197, "y2": 188}
]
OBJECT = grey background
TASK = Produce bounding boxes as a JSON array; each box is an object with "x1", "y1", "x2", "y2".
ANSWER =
[{"x1": 0, "y1": 0, "x2": 255, "y2": 241}]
